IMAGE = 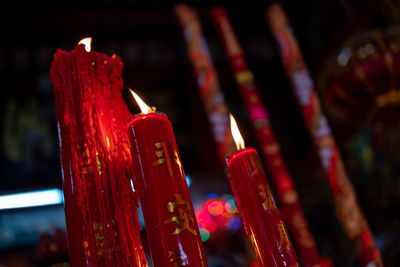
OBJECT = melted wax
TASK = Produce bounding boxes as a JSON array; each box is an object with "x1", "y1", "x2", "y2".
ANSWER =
[{"x1": 50, "y1": 44, "x2": 148, "y2": 267}]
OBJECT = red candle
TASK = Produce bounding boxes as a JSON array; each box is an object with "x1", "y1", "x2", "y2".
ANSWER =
[
  {"x1": 50, "y1": 38, "x2": 148, "y2": 267},
  {"x1": 127, "y1": 91, "x2": 208, "y2": 267},
  {"x1": 211, "y1": 7, "x2": 328, "y2": 267},
  {"x1": 226, "y1": 115, "x2": 299, "y2": 267}
]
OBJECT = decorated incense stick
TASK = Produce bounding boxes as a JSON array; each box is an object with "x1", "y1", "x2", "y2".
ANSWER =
[
  {"x1": 127, "y1": 91, "x2": 208, "y2": 267},
  {"x1": 267, "y1": 3, "x2": 383, "y2": 266},
  {"x1": 174, "y1": 4, "x2": 235, "y2": 163},
  {"x1": 50, "y1": 38, "x2": 147, "y2": 266},
  {"x1": 226, "y1": 115, "x2": 299, "y2": 266},
  {"x1": 211, "y1": 7, "x2": 328, "y2": 266}
]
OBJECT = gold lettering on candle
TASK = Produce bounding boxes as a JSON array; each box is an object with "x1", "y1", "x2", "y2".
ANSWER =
[
  {"x1": 164, "y1": 194, "x2": 197, "y2": 236},
  {"x1": 167, "y1": 248, "x2": 186, "y2": 266},
  {"x1": 245, "y1": 153, "x2": 265, "y2": 179},
  {"x1": 258, "y1": 185, "x2": 276, "y2": 211},
  {"x1": 278, "y1": 222, "x2": 292, "y2": 251},
  {"x1": 81, "y1": 148, "x2": 102, "y2": 176},
  {"x1": 93, "y1": 222, "x2": 106, "y2": 256},
  {"x1": 92, "y1": 221, "x2": 119, "y2": 258},
  {"x1": 153, "y1": 142, "x2": 181, "y2": 177}
]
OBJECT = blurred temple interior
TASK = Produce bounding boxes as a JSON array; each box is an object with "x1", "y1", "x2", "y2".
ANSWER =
[{"x1": 1, "y1": 0, "x2": 400, "y2": 266}]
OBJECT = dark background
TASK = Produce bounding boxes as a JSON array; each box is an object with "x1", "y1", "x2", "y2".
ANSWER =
[{"x1": 1, "y1": 0, "x2": 399, "y2": 266}]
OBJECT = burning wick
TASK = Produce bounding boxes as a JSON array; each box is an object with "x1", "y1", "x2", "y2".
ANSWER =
[
  {"x1": 78, "y1": 37, "x2": 92, "y2": 52},
  {"x1": 230, "y1": 114, "x2": 245, "y2": 150},
  {"x1": 129, "y1": 89, "x2": 156, "y2": 114}
]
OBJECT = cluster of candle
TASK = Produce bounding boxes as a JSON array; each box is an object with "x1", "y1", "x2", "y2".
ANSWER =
[
  {"x1": 50, "y1": 4, "x2": 383, "y2": 267},
  {"x1": 51, "y1": 35, "x2": 302, "y2": 266},
  {"x1": 127, "y1": 90, "x2": 299, "y2": 266}
]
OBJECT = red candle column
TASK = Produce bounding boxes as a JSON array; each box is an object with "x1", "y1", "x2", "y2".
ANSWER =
[
  {"x1": 127, "y1": 92, "x2": 208, "y2": 267},
  {"x1": 227, "y1": 116, "x2": 299, "y2": 267},
  {"x1": 211, "y1": 7, "x2": 329, "y2": 267},
  {"x1": 50, "y1": 39, "x2": 147, "y2": 266},
  {"x1": 266, "y1": 4, "x2": 383, "y2": 267}
]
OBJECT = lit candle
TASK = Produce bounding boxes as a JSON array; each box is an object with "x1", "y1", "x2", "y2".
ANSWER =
[
  {"x1": 50, "y1": 38, "x2": 148, "y2": 266},
  {"x1": 211, "y1": 7, "x2": 328, "y2": 267},
  {"x1": 127, "y1": 90, "x2": 208, "y2": 267},
  {"x1": 226, "y1": 115, "x2": 299, "y2": 267}
]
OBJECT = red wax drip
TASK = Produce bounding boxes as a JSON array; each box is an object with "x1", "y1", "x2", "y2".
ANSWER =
[
  {"x1": 128, "y1": 113, "x2": 208, "y2": 267},
  {"x1": 227, "y1": 148, "x2": 299, "y2": 267},
  {"x1": 50, "y1": 44, "x2": 148, "y2": 267}
]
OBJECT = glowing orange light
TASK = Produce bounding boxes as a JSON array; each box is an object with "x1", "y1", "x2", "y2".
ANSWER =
[
  {"x1": 129, "y1": 89, "x2": 156, "y2": 114},
  {"x1": 207, "y1": 200, "x2": 224, "y2": 216},
  {"x1": 230, "y1": 114, "x2": 245, "y2": 150},
  {"x1": 78, "y1": 37, "x2": 92, "y2": 52}
]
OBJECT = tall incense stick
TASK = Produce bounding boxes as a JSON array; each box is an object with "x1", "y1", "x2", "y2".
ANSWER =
[
  {"x1": 267, "y1": 3, "x2": 383, "y2": 266},
  {"x1": 209, "y1": 6, "x2": 328, "y2": 266}
]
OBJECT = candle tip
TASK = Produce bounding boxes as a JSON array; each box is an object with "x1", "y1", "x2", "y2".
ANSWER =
[
  {"x1": 78, "y1": 37, "x2": 92, "y2": 52},
  {"x1": 230, "y1": 114, "x2": 245, "y2": 150},
  {"x1": 129, "y1": 89, "x2": 156, "y2": 114}
]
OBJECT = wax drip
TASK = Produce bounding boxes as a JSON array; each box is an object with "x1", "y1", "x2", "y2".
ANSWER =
[{"x1": 50, "y1": 45, "x2": 148, "y2": 267}]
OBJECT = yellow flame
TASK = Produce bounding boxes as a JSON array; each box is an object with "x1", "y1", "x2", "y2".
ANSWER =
[
  {"x1": 78, "y1": 37, "x2": 92, "y2": 52},
  {"x1": 230, "y1": 114, "x2": 245, "y2": 150},
  {"x1": 130, "y1": 89, "x2": 154, "y2": 114}
]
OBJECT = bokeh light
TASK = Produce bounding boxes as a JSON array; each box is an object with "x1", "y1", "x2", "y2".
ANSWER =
[
  {"x1": 225, "y1": 198, "x2": 237, "y2": 214},
  {"x1": 207, "y1": 200, "x2": 224, "y2": 216},
  {"x1": 226, "y1": 216, "x2": 242, "y2": 231},
  {"x1": 200, "y1": 228, "x2": 210, "y2": 242},
  {"x1": 205, "y1": 193, "x2": 219, "y2": 199},
  {"x1": 195, "y1": 193, "x2": 242, "y2": 242},
  {"x1": 185, "y1": 175, "x2": 191, "y2": 187}
]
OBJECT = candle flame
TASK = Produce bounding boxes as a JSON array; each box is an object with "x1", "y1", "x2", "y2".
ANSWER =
[
  {"x1": 78, "y1": 37, "x2": 92, "y2": 52},
  {"x1": 130, "y1": 89, "x2": 155, "y2": 114},
  {"x1": 230, "y1": 114, "x2": 245, "y2": 150}
]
